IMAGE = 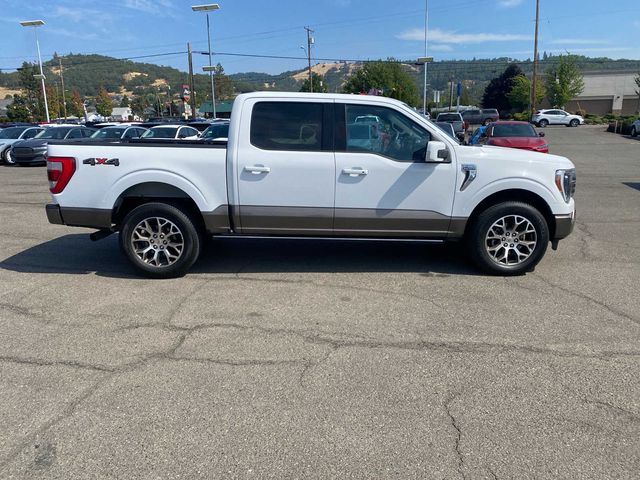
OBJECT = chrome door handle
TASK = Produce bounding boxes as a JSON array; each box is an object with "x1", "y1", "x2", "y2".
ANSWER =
[
  {"x1": 244, "y1": 165, "x2": 271, "y2": 174},
  {"x1": 342, "y1": 167, "x2": 368, "y2": 177}
]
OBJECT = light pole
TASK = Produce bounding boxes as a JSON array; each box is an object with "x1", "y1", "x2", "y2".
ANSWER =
[
  {"x1": 423, "y1": 0, "x2": 429, "y2": 114},
  {"x1": 192, "y1": 4, "x2": 219, "y2": 119},
  {"x1": 417, "y1": 57, "x2": 433, "y2": 113},
  {"x1": 20, "y1": 19, "x2": 50, "y2": 123}
]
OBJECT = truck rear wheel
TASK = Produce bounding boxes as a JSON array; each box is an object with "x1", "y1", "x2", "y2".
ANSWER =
[
  {"x1": 467, "y1": 202, "x2": 549, "y2": 275},
  {"x1": 120, "y1": 202, "x2": 201, "y2": 278}
]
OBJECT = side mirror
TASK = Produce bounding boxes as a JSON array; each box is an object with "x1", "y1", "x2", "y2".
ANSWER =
[
  {"x1": 426, "y1": 141, "x2": 450, "y2": 163},
  {"x1": 538, "y1": 132, "x2": 545, "y2": 137}
]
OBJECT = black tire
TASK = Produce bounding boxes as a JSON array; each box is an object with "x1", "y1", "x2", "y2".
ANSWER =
[
  {"x1": 2, "y1": 148, "x2": 15, "y2": 165},
  {"x1": 466, "y1": 201, "x2": 549, "y2": 276},
  {"x1": 631, "y1": 126, "x2": 637, "y2": 137},
  {"x1": 483, "y1": 118, "x2": 492, "y2": 126},
  {"x1": 569, "y1": 119, "x2": 579, "y2": 127},
  {"x1": 119, "y1": 202, "x2": 201, "y2": 279},
  {"x1": 538, "y1": 119, "x2": 549, "y2": 128}
]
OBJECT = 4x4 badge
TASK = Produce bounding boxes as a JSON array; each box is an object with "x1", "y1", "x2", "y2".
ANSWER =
[{"x1": 82, "y1": 158, "x2": 120, "y2": 166}]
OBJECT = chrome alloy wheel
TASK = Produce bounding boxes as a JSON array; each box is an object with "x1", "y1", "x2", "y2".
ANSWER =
[
  {"x1": 485, "y1": 215, "x2": 537, "y2": 266},
  {"x1": 130, "y1": 217, "x2": 184, "y2": 267}
]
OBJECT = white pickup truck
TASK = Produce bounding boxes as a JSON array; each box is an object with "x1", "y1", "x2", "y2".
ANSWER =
[{"x1": 46, "y1": 92, "x2": 576, "y2": 278}]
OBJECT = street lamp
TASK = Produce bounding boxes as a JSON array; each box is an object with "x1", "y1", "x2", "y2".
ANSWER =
[
  {"x1": 192, "y1": 3, "x2": 220, "y2": 119},
  {"x1": 20, "y1": 19, "x2": 50, "y2": 122},
  {"x1": 417, "y1": 56, "x2": 433, "y2": 114}
]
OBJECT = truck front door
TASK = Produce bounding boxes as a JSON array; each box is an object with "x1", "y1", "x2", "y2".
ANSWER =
[
  {"x1": 235, "y1": 100, "x2": 335, "y2": 234},
  {"x1": 334, "y1": 103, "x2": 457, "y2": 238}
]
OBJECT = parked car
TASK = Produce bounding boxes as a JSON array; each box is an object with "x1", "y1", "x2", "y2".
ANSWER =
[
  {"x1": 478, "y1": 121, "x2": 548, "y2": 153},
  {"x1": 45, "y1": 92, "x2": 576, "y2": 278},
  {"x1": 462, "y1": 108, "x2": 499, "y2": 126},
  {"x1": 630, "y1": 119, "x2": 640, "y2": 137},
  {"x1": 90, "y1": 125, "x2": 148, "y2": 140},
  {"x1": 435, "y1": 112, "x2": 465, "y2": 140},
  {"x1": 141, "y1": 125, "x2": 200, "y2": 140},
  {"x1": 200, "y1": 122, "x2": 230, "y2": 141},
  {"x1": 11, "y1": 126, "x2": 96, "y2": 165},
  {"x1": 0, "y1": 126, "x2": 45, "y2": 164},
  {"x1": 434, "y1": 122, "x2": 458, "y2": 141},
  {"x1": 531, "y1": 109, "x2": 584, "y2": 127}
]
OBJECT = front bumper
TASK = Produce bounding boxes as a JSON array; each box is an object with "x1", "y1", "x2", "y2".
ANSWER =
[
  {"x1": 13, "y1": 152, "x2": 46, "y2": 165},
  {"x1": 553, "y1": 210, "x2": 575, "y2": 240}
]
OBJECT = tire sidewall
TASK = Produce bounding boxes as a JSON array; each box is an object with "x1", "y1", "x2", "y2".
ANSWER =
[
  {"x1": 3, "y1": 148, "x2": 15, "y2": 165},
  {"x1": 539, "y1": 119, "x2": 548, "y2": 127},
  {"x1": 468, "y1": 202, "x2": 549, "y2": 275},
  {"x1": 120, "y1": 203, "x2": 201, "y2": 278},
  {"x1": 632, "y1": 127, "x2": 637, "y2": 137},
  {"x1": 570, "y1": 119, "x2": 579, "y2": 127}
]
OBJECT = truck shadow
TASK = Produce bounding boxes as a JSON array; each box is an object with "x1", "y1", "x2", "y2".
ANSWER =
[{"x1": 0, "y1": 234, "x2": 478, "y2": 278}]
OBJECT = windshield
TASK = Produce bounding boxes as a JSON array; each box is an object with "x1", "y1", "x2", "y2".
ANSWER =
[
  {"x1": 91, "y1": 128, "x2": 126, "y2": 139},
  {"x1": 202, "y1": 124, "x2": 229, "y2": 139},
  {"x1": 491, "y1": 124, "x2": 537, "y2": 137},
  {"x1": 35, "y1": 128, "x2": 71, "y2": 139},
  {"x1": 0, "y1": 127, "x2": 27, "y2": 139},
  {"x1": 142, "y1": 127, "x2": 178, "y2": 139},
  {"x1": 437, "y1": 113, "x2": 461, "y2": 121}
]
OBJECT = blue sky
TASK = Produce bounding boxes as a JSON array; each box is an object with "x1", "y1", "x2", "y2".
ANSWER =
[{"x1": 1, "y1": 0, "x2": 639, "y2": 75}]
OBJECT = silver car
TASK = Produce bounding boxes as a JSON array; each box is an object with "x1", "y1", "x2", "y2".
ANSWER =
[
  {"x1": 630, "y1": 119, "x2": 640, "y2": 137},
  {"x1": 0, "y1": 126, "x2": 45, "y2": 164},
  {"x1": 531, "y1": 109, "x2": 584, "y2": 128}
]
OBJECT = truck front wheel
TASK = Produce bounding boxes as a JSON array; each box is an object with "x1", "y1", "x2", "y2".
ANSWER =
[
  {"x1": 467, "y1": 202, "x2": 549, "y2": 275},
  {"x1": 120, "y1": 202, "x2": 201, "y2": 278}
]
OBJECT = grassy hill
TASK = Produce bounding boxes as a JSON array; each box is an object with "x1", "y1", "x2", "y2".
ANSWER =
[{"x1": 1, "y1": 53, "x2": 639, "y2": 105}]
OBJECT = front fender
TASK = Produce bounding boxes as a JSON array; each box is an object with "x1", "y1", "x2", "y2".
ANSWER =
[{"x1": 453, "y1": 177, "x2": 568, "y2": 218}]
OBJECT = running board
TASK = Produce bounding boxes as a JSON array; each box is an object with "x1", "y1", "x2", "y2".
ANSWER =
[{"x1": 214, "y1": 235, "x2": 445, "y2": 244}]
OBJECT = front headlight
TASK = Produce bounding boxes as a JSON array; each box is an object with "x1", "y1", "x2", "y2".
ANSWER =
[{"x1": 555, "y1": 168, "x2": 576, "y2": 203}]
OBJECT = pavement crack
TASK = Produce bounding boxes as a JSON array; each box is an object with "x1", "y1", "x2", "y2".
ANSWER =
[
  {"x1": 444, "y1": 394, "x2": 466, "y2": 480},
  {"x1": 168, "y1": 357, "x2": 302, "y2": 368},
  {"x1": 584, "y1": 398, "x2": 640, "y2": 422},
  {"x1": 299, "y1": 346, "x2": 338, "y2": 387},
  {"x1": 0, "y1": 355, "x2": 115, "y2": 373},
  {"x1": 487, "y1": 466, "x2": 498, "y2": 480},
  {"x1": 532, "y1": 273, "x2": 640, "y2": 326},
  {"x1": 575, "y1": 221, "x2": 594, "y2": 260}
]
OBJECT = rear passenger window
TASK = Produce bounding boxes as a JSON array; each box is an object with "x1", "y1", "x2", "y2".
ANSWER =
[{"x1": 251, "y1": 102, "x2": 323, "y2": 151}]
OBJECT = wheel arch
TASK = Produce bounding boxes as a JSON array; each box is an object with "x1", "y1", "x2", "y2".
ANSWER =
[
  {"x1": 112, "y1": 182, "x2": 204, "y2": 232},
  {"x1": 464, "y1": 189, "x2": 556, "y2": 239}
]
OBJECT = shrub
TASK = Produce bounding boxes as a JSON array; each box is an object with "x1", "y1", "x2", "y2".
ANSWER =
[
  {"x1": 575, "y1": 109, "x2": 586, "y2": 117},
  {"x1": 512, "y1": 112, "x2": 529, "y2": 121}
]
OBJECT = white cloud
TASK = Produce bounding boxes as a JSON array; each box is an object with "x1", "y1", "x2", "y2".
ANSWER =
[
  {"x1": 398, "y1": 28, "x2": 531, "y2": 44},
  {"x1": 429, "y1": 44, "x2": 453, "y2": 52},
  {"x1": 122, "y1": 0, "x2": 174, "y2": 15},
  {"x1": 549, "y1": 38, "x2": 610, "y2": 45},
  {"x1": 498, "y1": 0, "x2": 523, "y2": 7}
]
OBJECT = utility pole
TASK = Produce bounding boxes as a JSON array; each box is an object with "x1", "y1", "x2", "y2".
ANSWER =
[
  {"x1": 449, "y1": 78, "x2": 454, "y2": 110},
  {"x1": 531, "y1": 0, "x2": 540, "y2": 115},
  {"x1": 58, "y1": 57, "x2": 67, "y2": 120},
  {"x1": 187, "y1": 42, "x2": 196, "y2": 120},
  {"x1": 304, "y1": 26, "x2": 314, "y2": 93}
]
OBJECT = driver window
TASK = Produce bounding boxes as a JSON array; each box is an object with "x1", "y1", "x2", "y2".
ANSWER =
[{"x1": 345, "y1": 104, "x2": 431, "y2": 162}]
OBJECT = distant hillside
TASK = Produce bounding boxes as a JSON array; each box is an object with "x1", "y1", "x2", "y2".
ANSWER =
[{"x1": 1, "y1": 53, "x2": 639, "y2": 104}]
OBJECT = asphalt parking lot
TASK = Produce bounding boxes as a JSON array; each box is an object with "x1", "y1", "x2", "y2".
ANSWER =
[{"x1": 0, "y1": 125, "x2": 638, "y2": 479}]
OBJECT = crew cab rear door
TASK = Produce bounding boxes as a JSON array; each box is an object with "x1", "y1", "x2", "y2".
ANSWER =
[
  {"x1": 234, "y1": 98, "x2": 335, "y2": 234},
  {"x1": 333, "y1": 102, "x2": 457, "y2": 238}
]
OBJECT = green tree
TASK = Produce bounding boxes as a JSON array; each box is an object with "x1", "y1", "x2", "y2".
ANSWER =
[
  {"x1": 68, "y1": 89, "x2": 85, "y2": 118},
  {"x1": 545, "y1": 55, "x2": 584, "y2": 108},
  {"x1": 507, "y1": 74, "x2": 545, "y2": 111},
  {"x1": 120, "y1": 95, "x2": 130, "y2": 107},
  {"x1": 213, "y1": 63, "x2": 234, "y2": 101},
  {"x1": 299, "y1": 72, "x2": 328, "y2": 93},
  {"x1": 342, "y1": 60, "x2": 419, "y2": 105},
  {"x1": 95, "y1": 87, "x2": 113, "y2": 117},
  {"x1": 481, "y1": 64, "x2": 524, "y2": 111},
  {"x1": 6, "y1": 94, "x2": 32, "y2": 122},
  {"x1": 130, "y1": 95, "x2": 149, "y2": 117}
]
